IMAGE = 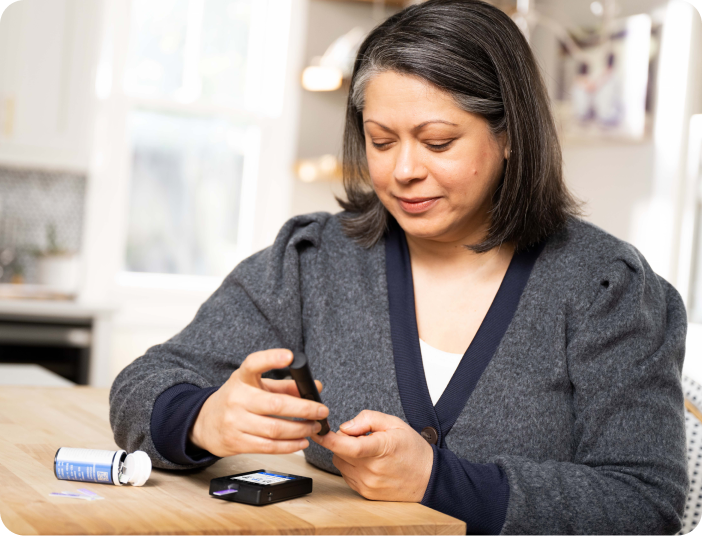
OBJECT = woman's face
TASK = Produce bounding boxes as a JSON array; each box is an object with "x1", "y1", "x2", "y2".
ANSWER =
[{"x1": 362, "y1": 71, "x2": 509, "y2": 245}]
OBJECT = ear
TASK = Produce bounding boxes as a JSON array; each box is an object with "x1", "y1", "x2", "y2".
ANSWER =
[{"x1": 496, "y1": 130, "x2": 510, "y2": 160}]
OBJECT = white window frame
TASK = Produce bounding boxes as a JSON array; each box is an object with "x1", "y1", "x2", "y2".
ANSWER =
[
  {"x1": 81, "y1": 0, "x2": 305, "y2": 300},
  {"x1": 676, "y1": 114, "x2": 702, "y2": 310},
  {"x1": 677, "y1": 114, "x2": 702, "y2": 382}
]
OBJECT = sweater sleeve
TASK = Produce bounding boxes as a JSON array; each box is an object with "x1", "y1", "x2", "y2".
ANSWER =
[
  {"x1": 109, "y1": 213, "x2": 330, "y2": 470},
  {"x1": 150, "y1": 383, "x2": 219, "y2": 465},
  {"x1": 494, "y1": 255, "x2": 688, "y2": 534},
  {"x1": 421, "y1": 445, "x2": 509, "y2": 534}
]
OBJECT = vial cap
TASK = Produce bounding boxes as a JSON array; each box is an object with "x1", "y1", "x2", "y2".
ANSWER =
[{"x1": 122, "y1": 451, "x2": 152, "y2": 486}]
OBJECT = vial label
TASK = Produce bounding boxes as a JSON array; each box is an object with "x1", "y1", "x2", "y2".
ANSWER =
[{"x1": 55, "y1": 448, "x2": 118, "y2": 484}]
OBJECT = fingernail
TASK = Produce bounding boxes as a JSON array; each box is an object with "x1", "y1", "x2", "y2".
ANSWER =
[
  {"x1": 340, "y1": 419, "x2": 354, "y2": 430},
  {"x1": 317, "y1": 407, "x2": 327, "y2": 418},
  {"x1": 314, "y1": 422, "x2": 322, "y2": 433}
]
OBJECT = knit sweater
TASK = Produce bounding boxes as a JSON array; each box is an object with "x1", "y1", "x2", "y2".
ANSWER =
[{"x1": 110, "y1": 212, "x2": 688, "y2": 534}]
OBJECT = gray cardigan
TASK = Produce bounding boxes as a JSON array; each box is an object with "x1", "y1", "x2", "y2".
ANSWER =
[{"x1": 110, "y1": 212, "x2": 688, "y2": 534}]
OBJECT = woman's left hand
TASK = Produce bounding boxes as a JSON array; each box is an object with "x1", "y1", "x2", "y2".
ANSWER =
[{"x1": 311, "y1": 410, "x2": 434, "y2": 502}]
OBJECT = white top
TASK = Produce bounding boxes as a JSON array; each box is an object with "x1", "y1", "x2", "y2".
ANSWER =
[{"x1": 419, "y1": 338, "x2": 464, "y2": 405}]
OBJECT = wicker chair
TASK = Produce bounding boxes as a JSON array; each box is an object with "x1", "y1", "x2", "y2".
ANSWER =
[{"x1": 680, "y1": 375, "x2": 702, "y2": 535}]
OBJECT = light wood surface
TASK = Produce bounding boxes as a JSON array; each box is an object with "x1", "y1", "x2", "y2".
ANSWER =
[{"x1": 0, "y1": 387, "x2": 465, "y2": 535}]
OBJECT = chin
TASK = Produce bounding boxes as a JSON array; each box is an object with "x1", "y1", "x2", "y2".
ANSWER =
[{"x1": 393, "y1": 214, "x2": 449, "y2": 240}]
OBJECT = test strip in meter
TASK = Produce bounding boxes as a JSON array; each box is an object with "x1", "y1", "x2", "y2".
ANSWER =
[{"x1": 212, "y1": 489, "x2": 238, "y2": 496}]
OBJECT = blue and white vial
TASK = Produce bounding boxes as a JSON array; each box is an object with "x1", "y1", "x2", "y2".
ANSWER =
[{"x1": 54, "y1": 448, "x2": 151, "y2": 486}]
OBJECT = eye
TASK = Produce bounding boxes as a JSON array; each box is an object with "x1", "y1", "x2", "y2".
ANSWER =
[
  {"x1": 425, "y1": 140, "x2": 454, "y2": 151},
  {"x1": 371, "y1": 140, "x2": 394, "y2": 150}
]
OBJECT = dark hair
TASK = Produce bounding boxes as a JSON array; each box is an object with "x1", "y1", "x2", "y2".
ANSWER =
[{"x1": 337, "y1": 0, "x2": 580, "y2": 252}]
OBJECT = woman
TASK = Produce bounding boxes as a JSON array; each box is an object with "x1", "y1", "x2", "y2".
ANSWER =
[{"x1": 110, "y1": 1, "x2": 688, "y2": 533}]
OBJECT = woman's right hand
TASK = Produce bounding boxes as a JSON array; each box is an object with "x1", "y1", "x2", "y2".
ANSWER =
[{"x1": 188, "y1": 348, "x2": 329, "y2": 457}]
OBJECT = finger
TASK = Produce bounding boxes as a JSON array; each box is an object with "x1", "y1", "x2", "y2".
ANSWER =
[
  {"x1": 333, "y1": 455, "x2": 360, "y2": 490},
  {"x1": 311, "y1": 429, "x2": 386, "y2": 458},
  {"x1": 239, "y1": 413, "x2": 322, "y2": 440},
  {"x1": 261, "y1": 379, "x2": 300, "y2": 396},
  {"x1": 245, "y1": 388, "x2": 329, "y2": 421},
  {"x1": 310, "y1": 429, "x2": 334, "y2": 448},
  {"x1": 338, "y1": 410, "x2": 403, "y2": 436},
  {"x1": 311, "y1": 428, "x2": 356, "y2": 449},
  {"x1": 238, "y1": 349, "x2": 293, "y2": 385},
  {"x1": 332, "y1": 453, "x2": 357, "y2": 475},
  {"x1": 239, "y1": 432, "x2": 309, "y2": 455},
  {"x1": 261, "y1": 379, "x2": 324, "y2": 396},
  {"x1": 331, "y1": 451, "x2": 356, "y2": 468}
]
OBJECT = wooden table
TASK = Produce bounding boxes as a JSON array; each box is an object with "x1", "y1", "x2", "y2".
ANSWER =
[{"x1": 0, "y1": 387, "x2": 465, "y2": 534}]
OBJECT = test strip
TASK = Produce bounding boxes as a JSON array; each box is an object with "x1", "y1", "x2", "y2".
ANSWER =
[
  {"x1": 213, "y1": 489, "x2": 238, "y2": 496},
  {"x1": 77, "y1": 488, "x2": 103, "y2": 499},
  {"x1": 50, "y1": 492, "x2": 96, "y2": 501}
]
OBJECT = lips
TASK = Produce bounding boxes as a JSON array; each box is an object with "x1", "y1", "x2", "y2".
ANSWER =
[{"x1": 396, "y1": 196, "x2": 440, "y2": 214}]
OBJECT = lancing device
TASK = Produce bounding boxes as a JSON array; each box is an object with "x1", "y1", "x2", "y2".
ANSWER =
[{"x1": 289, "y1": 351, "x2": 330, "y2": 435}]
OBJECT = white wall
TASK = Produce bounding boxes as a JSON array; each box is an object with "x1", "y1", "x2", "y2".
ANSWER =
[
  {"x1": 562, "y1": 141, "x2": 655, "y2": 243},
  {"x1": 290, "y1": 0, "x2": 398, "y2": 218},
  {"x1": 528, "y1": 2, "x2": 660, "y2": 251}
]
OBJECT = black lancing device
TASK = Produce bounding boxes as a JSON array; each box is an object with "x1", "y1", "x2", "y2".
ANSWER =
[{"x1": 289, "y1": 351, "x2": 330, "y2": 435}]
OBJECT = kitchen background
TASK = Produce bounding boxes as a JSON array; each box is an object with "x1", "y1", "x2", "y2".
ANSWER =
[{"x1": 0, "y1": 0, "x2": 701, "y2": 388}]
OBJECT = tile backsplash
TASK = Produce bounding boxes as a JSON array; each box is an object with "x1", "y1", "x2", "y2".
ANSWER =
[{"x1": 0, "y1": 166, "x2": 86, "y2": 284}]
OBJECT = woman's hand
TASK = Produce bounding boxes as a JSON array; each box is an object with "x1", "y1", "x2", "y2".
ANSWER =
[
  {"x1": 189, "y1": 349, "x2": 328, "y2": 457},
  {"x1": 311, "y1": 410, "x2": 434, "y2": 502}
]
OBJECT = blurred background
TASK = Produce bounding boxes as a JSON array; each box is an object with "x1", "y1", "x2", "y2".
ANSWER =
[{"x1": 0, "y1": 0, "x2": 700, "y2": 388}]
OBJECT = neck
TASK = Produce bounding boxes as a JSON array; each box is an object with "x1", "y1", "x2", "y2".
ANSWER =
[{"x1": 404, "y1": 227, "x2": 515, "y2": 280}]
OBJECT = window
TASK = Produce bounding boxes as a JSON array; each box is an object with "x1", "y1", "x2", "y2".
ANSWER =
[
  {"x1": 121, "y1": 0, "x2": 290, "y2": 278},
  {"x1": 125, "y1": 110, "x2": 247, "y2": 276},
  {"x1": 124, "y1": 0, "x2": 253, "y2": 106}
]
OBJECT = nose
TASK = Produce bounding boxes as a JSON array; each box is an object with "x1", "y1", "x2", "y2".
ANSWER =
[{"x1": 393, "y1": 142, "x2": 427, "y2": 184}]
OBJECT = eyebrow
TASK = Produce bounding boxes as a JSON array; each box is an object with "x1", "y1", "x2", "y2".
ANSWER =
[{"x1": 363, "y1": 119, "x2": 459, "y2": 133}]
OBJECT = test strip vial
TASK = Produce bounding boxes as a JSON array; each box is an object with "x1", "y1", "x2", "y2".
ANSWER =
[{"x1": 54, "y1": 448, "x2": 151, "y2": 486}]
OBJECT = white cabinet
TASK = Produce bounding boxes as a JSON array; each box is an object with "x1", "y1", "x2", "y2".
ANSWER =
[{"x1": 0, "y1": 0, "x2": 102, "y2": 171}]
